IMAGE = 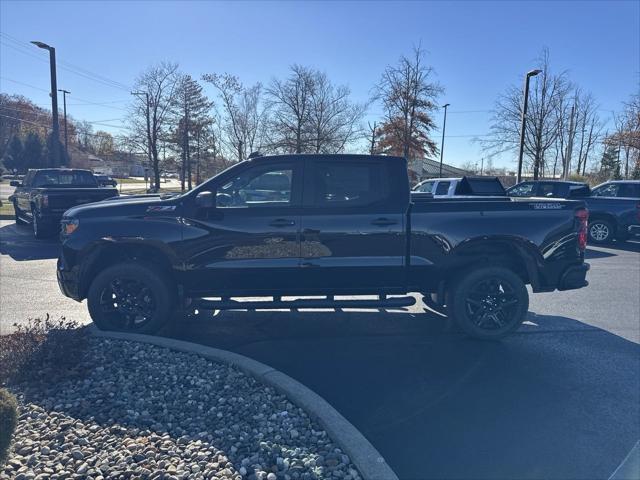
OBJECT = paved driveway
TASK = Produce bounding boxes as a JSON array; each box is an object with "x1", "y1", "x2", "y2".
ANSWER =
[{"x1": 1, "y1": 218, "x2": 638, "y2": 479}]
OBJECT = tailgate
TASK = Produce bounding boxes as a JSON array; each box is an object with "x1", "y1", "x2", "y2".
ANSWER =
[{"x1": 46, "y1": 188, "x2": 118, "y2": 211}]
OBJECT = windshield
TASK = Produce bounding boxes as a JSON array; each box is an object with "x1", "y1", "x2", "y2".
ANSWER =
[{"x1": 33, "y1": 170, "x2": 98, "y2": 188}]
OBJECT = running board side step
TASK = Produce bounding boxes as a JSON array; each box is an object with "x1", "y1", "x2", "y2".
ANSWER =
[{"x1": 194, "y1": 295, "x2": 416, "y2": 311}]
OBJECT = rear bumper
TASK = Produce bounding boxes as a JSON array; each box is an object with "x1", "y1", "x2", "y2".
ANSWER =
[{"x1": 558, "y1": 262, "x2": 590, "y2": 291}]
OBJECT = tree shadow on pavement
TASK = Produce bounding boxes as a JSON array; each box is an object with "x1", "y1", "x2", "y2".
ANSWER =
[
  {"x1": 166, "y1": 307, "x2": 640, "y2": 480},
  {"x1": 0, "y1": 223, "x2": 60, "y2": 261}
]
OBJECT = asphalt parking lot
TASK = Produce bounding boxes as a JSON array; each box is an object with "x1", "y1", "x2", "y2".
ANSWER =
[{"x1": 1, "y1": 218, "x2": 638, "y2": 479}]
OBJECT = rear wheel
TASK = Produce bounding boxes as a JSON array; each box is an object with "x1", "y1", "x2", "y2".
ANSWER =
[
  {"x1": 448, "y1": 266, "x2": 528, "y2": 340},
  {"x1": 87, "y1": 263, "x2": 175, "y2": 334},
  {"x1": 588, "y1": 219, "x2": 614, "y2": 244}
]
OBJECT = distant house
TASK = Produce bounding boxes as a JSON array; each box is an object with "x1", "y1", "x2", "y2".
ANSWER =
[
  {"x1": 408, "y1": 157, "x2": 470, "y2": 184},
  {"x1": 69, "y1": 148, "x2": 145, "y2": 178}
]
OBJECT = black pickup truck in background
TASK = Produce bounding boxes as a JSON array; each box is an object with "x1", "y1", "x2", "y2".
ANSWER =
[
  {"x1": 9, "y1": 168, "x2": 118, "y2": 238},
  {"x1": 57, "y1": 154, "x2": 590, "y2": 340},
  {"x1": 507, "y1": 180, "x2": 640, "y2": 244}
]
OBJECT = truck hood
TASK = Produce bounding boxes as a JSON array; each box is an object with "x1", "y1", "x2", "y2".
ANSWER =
[{"x1": 64, "y1": 194, "x2": 179, "y2": 219}]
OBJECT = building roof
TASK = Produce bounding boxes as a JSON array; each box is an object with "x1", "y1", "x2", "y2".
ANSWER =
[{"x1": 408, "y1": 157, "x2": 469, "y2": 179}]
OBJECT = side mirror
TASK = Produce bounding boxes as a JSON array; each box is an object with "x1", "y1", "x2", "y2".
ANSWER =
[
  {"x1": 195, "y1": 191, "x2": 214, "y2": 208},
  {"x1": 10, "y1": 180, "x2": 21, "y2": 187}
]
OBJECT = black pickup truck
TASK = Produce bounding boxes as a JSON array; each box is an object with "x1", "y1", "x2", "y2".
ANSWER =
[
  {"x1": 507, "y1": 180, "x2": 640, "y2": 243},
  {"x1": 9, "y1": 168, "x2": 118, "y2": 238},
  {"x1": 57, "y1": 154, "x2": 590, "y2": 339}
]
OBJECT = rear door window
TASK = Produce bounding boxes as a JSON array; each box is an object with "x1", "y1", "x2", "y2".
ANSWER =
[
  {"x1": 617, "y1": 183, "x2": 640, "y2": 198},
  {"x1": 435, "y1": 181, "x2": 451, "y2": 195},
  {"x1": 538, "y1": 182, "x2": 566, "y2": 198},
  {"x1": 310, "y1": 161, "x2": 389, "y2": 207}
]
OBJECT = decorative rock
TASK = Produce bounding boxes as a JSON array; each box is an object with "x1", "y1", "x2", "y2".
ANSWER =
[{"x1": 0, "y1": 339, "x2": 359, "y2": 480}]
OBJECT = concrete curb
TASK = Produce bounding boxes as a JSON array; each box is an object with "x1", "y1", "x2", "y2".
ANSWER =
[{"x1": 90, "y1": 326, "x2": 399, "y2": 480}]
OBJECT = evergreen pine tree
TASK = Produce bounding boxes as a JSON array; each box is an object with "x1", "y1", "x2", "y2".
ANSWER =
[
  {"x1": 600, "y1": 145, "x2": 622, "y2": 180},
  {"x1": 23, "y1": 133, "x2": 44, "y2": 169},
  {"x1": 2, "y1": 136, "x2": 24, "y2": 172}
]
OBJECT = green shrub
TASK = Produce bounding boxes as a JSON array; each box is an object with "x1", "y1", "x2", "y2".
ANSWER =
[
  {"x1": 0, "y1": 388, "x2": 18, "y2": 465},
  {"x1": 0, "y1": 315, "x2": 88, "y2": 386}
]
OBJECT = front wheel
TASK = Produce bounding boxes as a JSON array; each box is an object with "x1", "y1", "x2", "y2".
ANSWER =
[
  {"x1": 448, "y1": 266, "x2": 529, "y2": 340},
  {"x1": 87, "y1": 263, "x2": 175, "y2": 334}
]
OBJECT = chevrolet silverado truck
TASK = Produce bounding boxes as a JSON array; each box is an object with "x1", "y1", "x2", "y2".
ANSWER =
[
  {"x1": 9, "y1": 168, "x2": 118, "y2": 238},
  {"x1": 57, "y1": 154, "x2": 590, "y2": 340}
]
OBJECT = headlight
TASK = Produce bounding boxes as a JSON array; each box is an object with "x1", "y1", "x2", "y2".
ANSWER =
[{"x1": 61, "y1": 218, "x2": 79, "y2": 236}]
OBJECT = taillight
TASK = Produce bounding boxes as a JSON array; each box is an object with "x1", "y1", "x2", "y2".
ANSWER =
[{"x1": 576, "y1": 208, "x2": 588, "y2": 251}]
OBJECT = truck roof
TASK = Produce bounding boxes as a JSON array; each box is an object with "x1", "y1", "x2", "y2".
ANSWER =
[
  {"x1": 28, "y1": 168, "x2": 93, "y2": 173},
  {"x1": 246, "y1": 154, "x2": 406, "y2": 163}
]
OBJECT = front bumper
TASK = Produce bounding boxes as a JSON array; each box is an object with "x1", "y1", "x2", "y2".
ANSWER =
[
  {"x1": 558, "y1": 262, "x2": 590, "y2": 291},
  {"x1": 57, "y1": 256, "x2": 82, "y2": 301}
]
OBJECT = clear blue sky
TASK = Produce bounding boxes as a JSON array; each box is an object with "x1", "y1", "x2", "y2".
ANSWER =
[{"x1": 1, "y1": 0, "x2": 638, "y2": 168}]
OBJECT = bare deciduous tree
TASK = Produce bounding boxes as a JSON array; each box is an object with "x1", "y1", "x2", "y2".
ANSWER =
[
  {"x1": 306, "y1": 71, "x2": 364, "y2": 153},
  {"x1": 202, "y1": 73, "x2": 269, "y2": 162},
  {"x1": 266, "y1": 65, "x2": 364, "y2": 154},
  {"x1": 129, "y1": 61, "x2": 180, "y2": 188},
  {"x1": 483, "y1": 48, "x2": 571, "y2": 179},
  {"x1": 375, "y1": 45, "x2": 443, "y2": 159},
  {"x1": 266, "y1": 65, "x2": 314, "y2": 154}
]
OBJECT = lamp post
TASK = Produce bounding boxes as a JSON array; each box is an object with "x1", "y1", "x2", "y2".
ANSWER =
[
  {"x1": 58, "y1": 89, "x2": 70, "y2": 158},
  {"x1": 31, "y1": 41, "x2": 61, "y2": 166},
  {"x1": 438, "y1": 103, "x2": 450, "y2": 178},
  {"x1": 516, "y1": 69, "x2": 542, "y2": 183}
]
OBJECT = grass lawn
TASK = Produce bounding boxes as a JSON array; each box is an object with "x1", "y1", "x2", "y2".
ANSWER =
[
  {"x1": 114, "y1": 177, "x2": 147, "y2": 184},
  {"x1": 0, "y1": 202, "x2": 15, "y2": 218}
]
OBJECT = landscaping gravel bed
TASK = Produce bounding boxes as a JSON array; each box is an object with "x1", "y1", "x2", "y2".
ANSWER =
[{"x1": 1, "y1": 338, "x2": 361, "y2": 480}]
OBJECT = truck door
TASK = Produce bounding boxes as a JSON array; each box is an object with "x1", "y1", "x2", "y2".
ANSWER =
[
  {"x1": 180, "y1": 159, "x2": 303, "y2": 296},
  {"x1": 298, "y1": 157, "x2": 407, "y2": 292}
]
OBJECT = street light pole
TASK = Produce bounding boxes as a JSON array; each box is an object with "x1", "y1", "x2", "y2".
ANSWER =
[
  {"x1": 31, "y1": 41, "x2": 60, "y2": 166},
  {"x1": 517, "y1": 69, "x2": 542, "y2": 183},
  {"x1": 58, "y1": 89, "x2": 70, "y2": 158},
  {"x1": 439, "y1": 103, "x2": 450, "y2": 178}
]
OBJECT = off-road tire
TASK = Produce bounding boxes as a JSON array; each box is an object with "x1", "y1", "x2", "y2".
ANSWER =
[
  {"x1": 87, "y1": 262, "x2": 175, "y2": 334},
  {"x1": 448, "y1": 266, "x2": 529, "y2": 340}
]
